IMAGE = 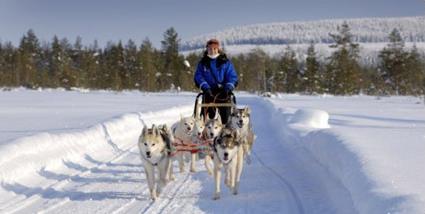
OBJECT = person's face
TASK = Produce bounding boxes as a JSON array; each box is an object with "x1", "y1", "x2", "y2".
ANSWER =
[{"x1": 207, "y1": 45, "x2": 219, "y2": 55}]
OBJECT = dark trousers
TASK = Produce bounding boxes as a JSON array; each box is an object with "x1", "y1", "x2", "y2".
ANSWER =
[{"x1": 201, "y1": 89, "x2": 233, "y2": 124}]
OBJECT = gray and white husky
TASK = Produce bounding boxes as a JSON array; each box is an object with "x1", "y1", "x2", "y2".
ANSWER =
[
  {"x1": 203, "y1": 111, "x2": 224, "y2": 175},
  {"x1": 138, "y1": 124, "x2": 172, "y2": 201},
  {"x1": 205, "y1": 110, "x2": 223, "y2": 140},
  {"x1": 212, "y1": 127, "x2": 241, "y2": 200},
  {"x1": 229, "y1": 107, "x2": 256, "y2": 163}
]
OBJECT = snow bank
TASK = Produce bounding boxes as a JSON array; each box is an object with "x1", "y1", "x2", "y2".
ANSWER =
[
  {"x1": 0, "y1": 106, "x2": 193, "y2": 183},
  {"x1": 289, "y1": 109, "x2": 330, "y2": 128},
  {"x1": 260, "y1": 98, "x2": 420, "y2": 213}
]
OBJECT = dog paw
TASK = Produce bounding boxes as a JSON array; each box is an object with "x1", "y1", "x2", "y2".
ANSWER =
[
  {"x1": 190, "y1": 168, "x2": 197, "y2": 173},
  {"x1": 233, "y1": 189, "x2": 239, "y2": 195},
  {"x1": 213, "y1": 193, "x2": 220, "y2": 200}
]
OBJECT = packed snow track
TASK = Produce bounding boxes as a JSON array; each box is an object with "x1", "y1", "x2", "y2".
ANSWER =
[{"x1": 1, "y1": 94, "x2": 422, "y2": 213}]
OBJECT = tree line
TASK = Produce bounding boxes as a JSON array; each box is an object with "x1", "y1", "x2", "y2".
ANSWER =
[
  {"x1": 0, "y1": 24, "x2": 424, "y2": 96},
  {"x1": 230, "y1": 24, "x2": 425, "y2": 96}
]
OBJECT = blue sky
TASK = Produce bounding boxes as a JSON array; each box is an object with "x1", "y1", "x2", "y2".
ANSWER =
[{"x1": 0, "y1": 0, "x2": 423, "y2": 48}]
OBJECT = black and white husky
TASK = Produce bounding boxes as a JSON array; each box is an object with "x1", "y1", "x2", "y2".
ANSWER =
[{"x1": 138, "y1": 124, "x2": 173, "y2": 201}]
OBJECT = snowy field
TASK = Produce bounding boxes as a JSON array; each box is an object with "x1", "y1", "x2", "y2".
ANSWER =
[{"x1": 0, "y1": 89, "x2": 424, "y2": 213}]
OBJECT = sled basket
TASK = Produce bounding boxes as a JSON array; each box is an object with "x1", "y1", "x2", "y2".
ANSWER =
[{"x1": 193, "y1": 92, "x2": 237, "y2": 123}]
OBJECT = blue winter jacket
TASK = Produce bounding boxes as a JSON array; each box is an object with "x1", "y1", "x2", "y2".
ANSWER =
[{"x1": 194, "y1": 53, "x2": 238, "y2": 92}]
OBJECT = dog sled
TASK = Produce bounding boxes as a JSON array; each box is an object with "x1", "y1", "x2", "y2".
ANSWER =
[{"x1": 170, "y1": 92, "x2": 236, "y2": 155}]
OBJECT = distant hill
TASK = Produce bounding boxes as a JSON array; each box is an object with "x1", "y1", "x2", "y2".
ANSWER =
[{"x1": 181, "y1": 16, "x2": 425, "y2": 52}]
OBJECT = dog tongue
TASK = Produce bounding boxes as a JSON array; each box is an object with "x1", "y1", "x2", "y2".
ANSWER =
[{"x1": 224, "y1": 156, "x2": 228, "y2": 161}]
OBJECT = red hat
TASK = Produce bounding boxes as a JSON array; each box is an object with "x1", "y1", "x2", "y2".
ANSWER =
[{"x1": 206, "y1": 39, "x2": 220, "y2": 48}]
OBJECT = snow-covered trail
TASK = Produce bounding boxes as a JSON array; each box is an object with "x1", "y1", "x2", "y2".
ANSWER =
[{"x1": 0, "y1": 97, "x2": 360, "y2": 213}]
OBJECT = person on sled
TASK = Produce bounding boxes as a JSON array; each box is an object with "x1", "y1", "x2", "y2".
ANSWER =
[{"x1": 194, "y1": 39, "x2": 238, "y2": 124}]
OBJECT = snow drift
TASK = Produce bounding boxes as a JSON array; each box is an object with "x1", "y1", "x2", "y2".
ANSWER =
[
  {"x1": 260, "y1": 98, "x2": 423, "y2": 213},
  {"x1": 0, "y1": 106, "x2": 193, "y2": 183}
]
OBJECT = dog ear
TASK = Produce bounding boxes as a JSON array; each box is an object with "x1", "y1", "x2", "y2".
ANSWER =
[
  {"x1": 200, "y1": 114, "x2": 205, "y2": 123},
  {"x1": 151, "y1": 124, "x2": 159, "y2": 136},
  {"x1": 231, "y1": 106, "x2": 238, "y2": 114},
  {"x1": 245, "y1": 106, "x2": 251, "y2": 115},
  {"x1": 142, "y1": 126, "x2": 148, "y2": 136},
  {"x1": 192, "y1": 113, "x2": 199, "y2": 120},
  {"x1": 214, "y1": 108, "x2": 219, "y2": 119},
  {"x1": 216, "y1": 112, "x2": 222, "y2": 125}
]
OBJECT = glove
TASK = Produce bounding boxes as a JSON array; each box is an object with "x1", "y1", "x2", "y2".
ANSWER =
[
  {"x1": 224, "y1": 84, "x2": 233, "y2": 97},
  {"x1": 203, "y1": 88, "x2": 214, "y2": 99}
]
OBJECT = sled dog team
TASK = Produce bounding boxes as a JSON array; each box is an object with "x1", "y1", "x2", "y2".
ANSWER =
[{"x1": 137, "y1": 107, "x2": 255, "y2": 201}]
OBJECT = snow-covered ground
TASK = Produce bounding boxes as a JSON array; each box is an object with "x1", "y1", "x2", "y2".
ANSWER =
[{"x1": 0, "y1": 89, "x2": 424, "y2": 213}]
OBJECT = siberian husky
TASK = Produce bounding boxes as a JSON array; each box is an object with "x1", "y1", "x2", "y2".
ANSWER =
[
  {"x1": 205, "y1": 110, "x2": 223, "y2": 140},
  {"x1": 172, "y1": 115, "x2": 195, "y2": 172},
  {"x1": 203, "y1": 111, "x2": 223, "y2": 175},
  {"x1": 190, "y1": 115, "x2": 206, "y2": 173},
  {"x1": 138, "y1": 124, "x2": 172, "y2": 201},
  {"x1": 229, "y1": 107, "x2": 256, "y2": 163},
  {"x1": 212, "y1": 127, "x2": 241, "y2": 200}
]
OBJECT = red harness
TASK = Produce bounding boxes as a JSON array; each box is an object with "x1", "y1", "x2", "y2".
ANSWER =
[{"x1": 170, "y1": 136, "x2": 213, "y2": 156}]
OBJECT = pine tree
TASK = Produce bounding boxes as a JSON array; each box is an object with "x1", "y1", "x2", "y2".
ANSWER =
[
  {"x1": 230, "y1": 54, "x2": 247, "y2": 91},
  {"x1": 48, "y1": 36, "x2": 61, "y2": 87},
  {"x1": 124, "y1": 39, "x2": 138, "y2": 89},
  {"x1": 280, "y1": 46, "x2": 300, "y2": 93},
  {"x1": 138, "y1": 38, "x2": 157, "y2": 91},
  {"x1": 82, "y1": 40, "x2": 102, "y2": 89},
  {"x1": 303, "y1": 42, "x2": 322, "y2": 94},
  {"x1": 378, "y1": 28, "x2": 410, "y2": 95},
  {"x1": 104, "y1": 41, "x2": 126, "y2": 90},
  {"x1": 326, "y1": 22, "x2": 361, "y2": 95},
  {"x1": 161, "y1": 27, "x2": 185, "y2": 90},
  {"x1": 71, "y1": 36, "x2": 84, "y2": 87},
  {"x1": 405, "y1": 45, "x2": 425, "y2": 95},
  {"x1": 244, "y1": 48, "x2": 268, "y2": 92},
  {"x1": 17, "y1": 29, "x2": 42, "y2": 88}
]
